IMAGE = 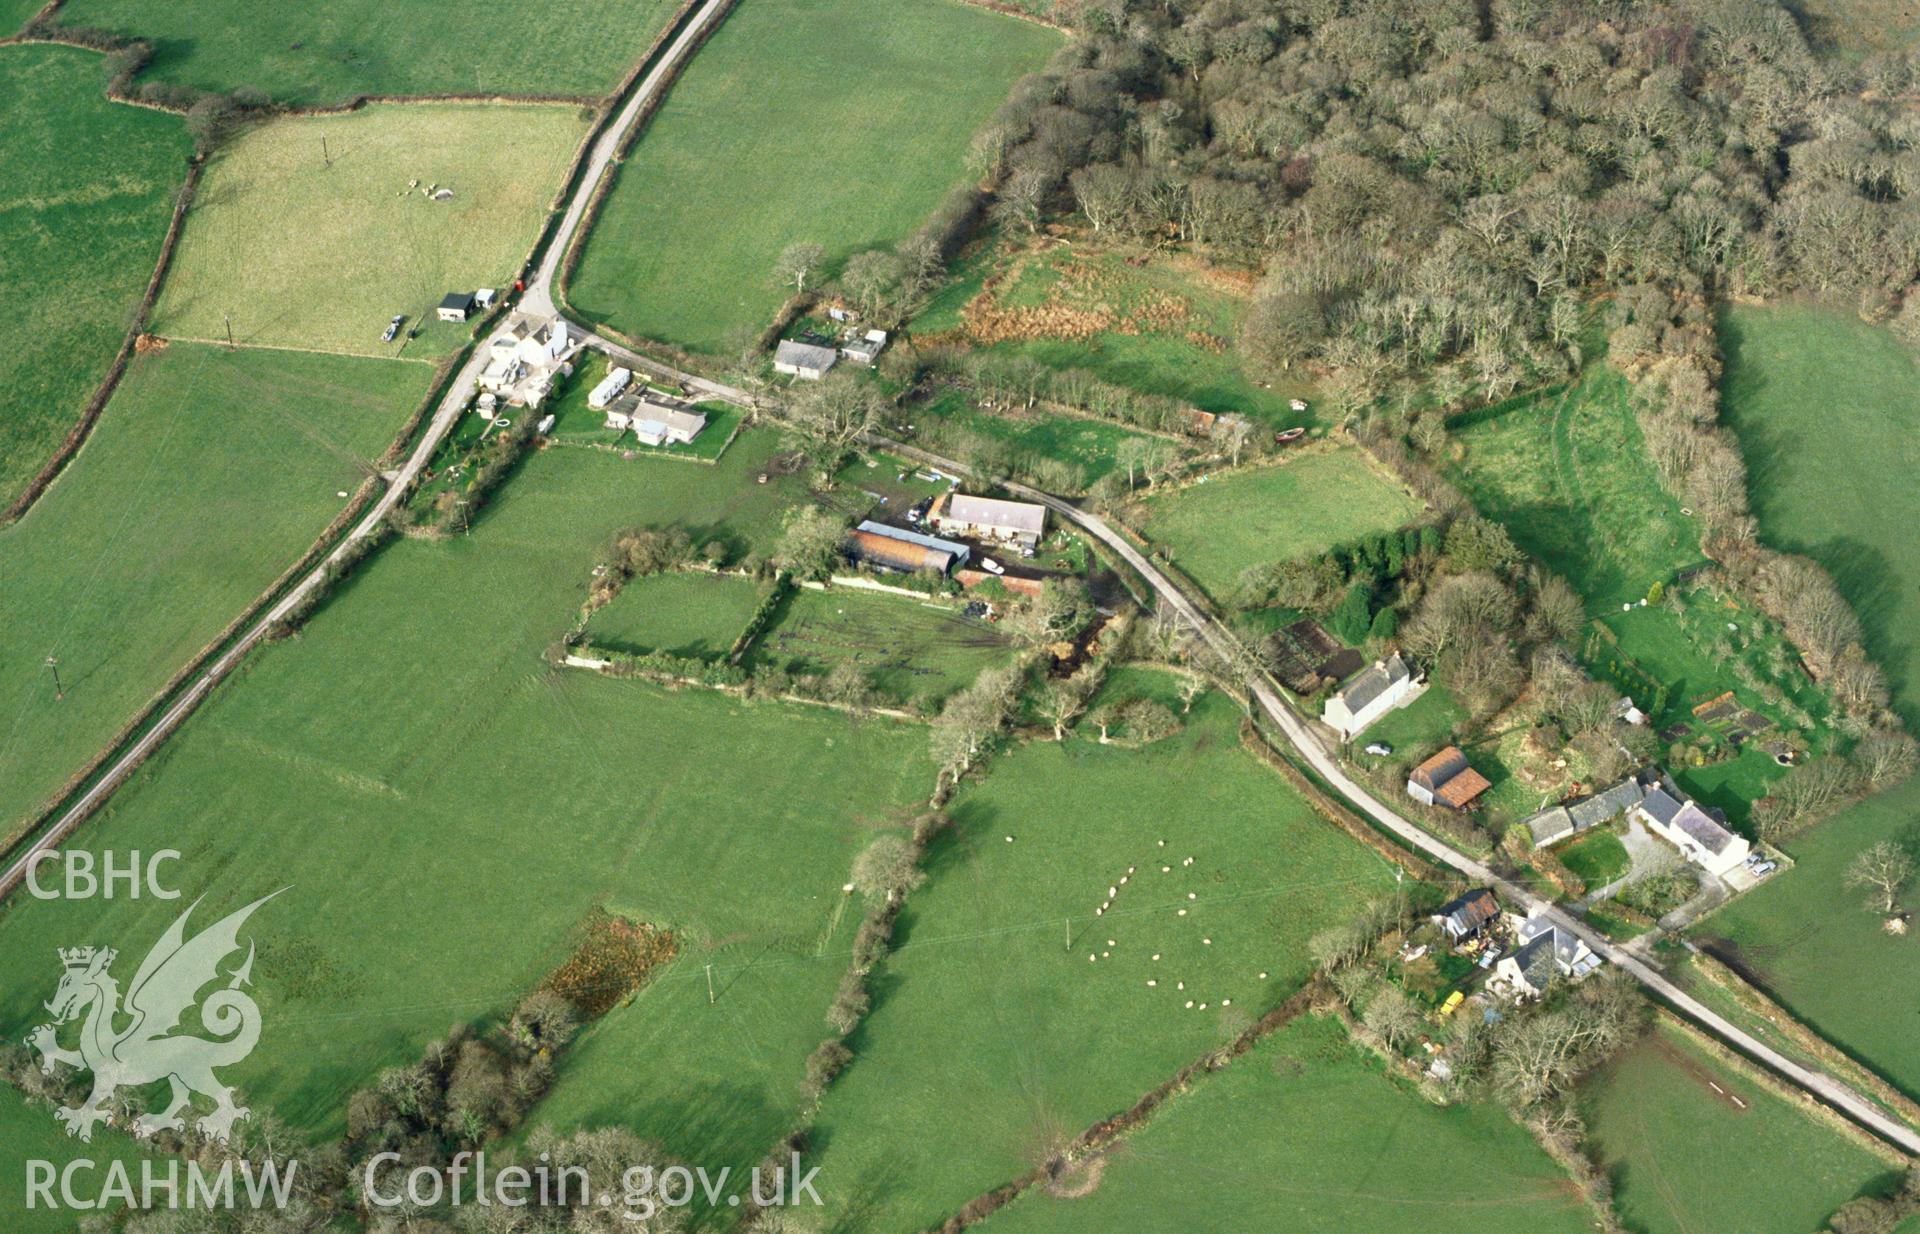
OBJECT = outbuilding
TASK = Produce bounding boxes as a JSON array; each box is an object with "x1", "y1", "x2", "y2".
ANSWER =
[
  {"x1": 774, "y1": 339, "x2": 839, "y2": 381},
  {"x1": 437, "y1": 292, "x2": 478, "y2": 323}
]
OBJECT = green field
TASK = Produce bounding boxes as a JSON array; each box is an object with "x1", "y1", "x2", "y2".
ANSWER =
[
  {"x1": 53, "y1": 0, "x2": 680, "y2": 105},
  {"x1": 804, "y1": 681, "x2": 1398, "y2": 1232},
  {"x1": 1452, "y1": 368, "x2": 1700, "y2": 609},
  {"x1": 1135, "y1": 448, "x2": 1424, "y2": 604},
  {"x1": 1582, "y1": 1021, "x2": 1895, "y2": 1234},
  {"x1": 586, "y1": 569, "x2": 768, "y2": 659},
  {"x1": 0, "y1": 1087, "x2": 152, "y2": 1233},
  {"x1": 0, "y1": 435, "x2": 932, "y2": 1191},
  {"x1": 987, "y1": 1015, "x2": 1590, "y2": 1234},
  {"x1": 914, "y1": 389, "x2": 1178, "y2": 489},
  {"x1": 917, "y1": 241, "x2": 1317, "y2": 428},
  {"x1": 1709, "y1": 304, "x2": 1920, "y2": 1099},
  {"x1": 750, "y1": 584, "x2": 1015, "y2": 707},
  {"x1": 568, "y1": 0, "x2": 1059, "y2": 353},
  {"x1": 0, "y1": 343, "x2": 428, "y2": 845},
  {"x1": 154, "y1": 103, "x2": 591, "y2": 356},
  {"x1": 0, "y1": 45, "x2": 191, "y2": 511}
]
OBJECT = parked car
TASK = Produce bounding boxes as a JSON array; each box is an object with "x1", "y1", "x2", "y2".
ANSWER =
[
  {"x1": 1751, "y1": 861, "x2": 1777, "y2": 877},
  {"x1": 979, "y1": 557, "x2": 1005, "y2": 576},
  {"x1": 1744, "y1": 851, "x2": 1764, "y2": 867},
  {"x1": 382, "y1": 314, "x2": 405, "y2": 342},
  {"x1": 1364, "y1": 742, "x2": 1393, "y2": 756}
]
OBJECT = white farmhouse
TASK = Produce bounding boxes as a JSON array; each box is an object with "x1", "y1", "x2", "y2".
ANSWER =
[
  {"x1": 1633, "y1": 783, "x2": 1751, "y2": 878},
  {"x1": 1491, "y1": 909, "x2": 1602, "y2": 999},
  {"x1": 1320, "y1": 654, "x2": 1417, "y2": 740},
  {"x1": 933, "y1": 494, "x2": 1048, "y2": 547},
  {"x1": 477, "y1": 314, "x2": 580, "y2": 410}
]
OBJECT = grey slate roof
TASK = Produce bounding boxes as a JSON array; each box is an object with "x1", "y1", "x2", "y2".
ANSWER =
[
  {"x1": 775, "y1": 339, "x2": 838, "y2": 371},
  {"x1": 1637, "y1": 786, "x2": 1685, "y2": 827},
  {"x1": 1670, "y1": 802, "x2": 1740, "y2": 855},
  {"x1": 1335, "y1": 654, "x2": 1410, "y2": 715},
  {"x1": 944, "y1": 494, "x2": 1048, "y2": 536},
  {"x1": 1511, "y1": 934, "x2": 1560, "y2": 989},
  {"x1": 1526, "y1": 806, "x2": 1575, "y2": 848},
  {"x1": 1569, "y1": 778, "x2": 1646, "y2": 829}
]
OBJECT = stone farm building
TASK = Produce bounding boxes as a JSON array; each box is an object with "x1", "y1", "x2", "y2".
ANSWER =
[
  {"x1": 1320, "y1": 653, "x2": 1417, "y2": 740},
  {"x1": 1406, "y1": 746, "x2": 1491, "y2": 811},
  {"x1": 847, "y1": 521, "x2": 970, "y2": 575},
  {"x1": 1524, "y1": 776, "x2": 1647, "y2": 848},
  {"x1": 932, "y1": 494, "x2": 1048, "y2": 547},
  {"x1": 774, "y1": 339, "x2": 838, "y2": 381}
]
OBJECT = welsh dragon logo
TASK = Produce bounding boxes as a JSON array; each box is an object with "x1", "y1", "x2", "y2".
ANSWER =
[{"x1": 27, "y1": 891, "x2": 282, "y2": 1143}]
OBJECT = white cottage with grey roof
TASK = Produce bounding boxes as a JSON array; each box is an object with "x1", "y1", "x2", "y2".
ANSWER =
[
  {"x1": 1634, "y1": 783, "x2": 1750, "y2": 878},
  {"x1": 1493, "y1": 908, "x2": 1602, "y2": 999},
  {"x1": 1320, "y1": 653, "x2": 1418, "y2": 740},
  {"x1": 774, "y1": 339, "x2": 838, "y2": 381}
]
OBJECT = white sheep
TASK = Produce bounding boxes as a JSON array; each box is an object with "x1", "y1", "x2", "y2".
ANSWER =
[
  {"x1": 1177, "y1": 909, "x2": 1187, "y2": 916},
  {"x1": 1147, "y1": 980, "x2": 1157, "y2": 987}
]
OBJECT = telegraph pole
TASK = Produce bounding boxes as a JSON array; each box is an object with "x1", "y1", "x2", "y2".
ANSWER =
[
  {"x1": 45, "y1": 655, "x2": 63, "y2": 701},
  {"x1": 321, "y1": 135, "x2": 331, "y2": 168},
  {"x1": 224, "y1": 313, "x2": 235, "y2": 350}
]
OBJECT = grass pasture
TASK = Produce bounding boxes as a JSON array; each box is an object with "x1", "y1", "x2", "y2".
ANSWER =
[
  {"x1": 154, "y1": 103, "x2": 591, "y2": 356},
  {"x1": 1708, "y1": 304, "x2": 1920, "y2": 1099},
  {"x1": 0, "y1": 45, "x2": 191, "y2": 510},
  {"x1": 1133, "y1": 447, "x2": 1423, "y2": 604},
  {"x1": 0, "y1": 342, "x2": 428, "y2": 845},
  {"x1": 917, "y1": 240, "x2": 1317, "y2": 428},
  {"x1": 567, "y1": 0, "x2": 1060, "y2": 353},
  {"x1": 986, "y1": 1015, "x2": 1591, "y2": 1234},
  {"x1": 1581, "y1": 1021, "x2": 1895, "y2": 1234},
  {"x1": 804, "y1": 681, "x2": 1397, "y2": 1232},
  {"x1": 53, "y1": 0, "x2": 681, "y2": 105},
  {"x1": 750, "y1": 584, "x2": 1015, "y2": 708},
  {"x1": 585, "y1": 570, "x2": 769, "y2": 660},
  {"x1": 0, "y1": 438, "x2": 927, "y2": 1191},
  {"x1": 913, "y1": 389, "x2": 1179, "y2": 490},
  {"x1": 0, "y1": 1086, "x2": 153, "y2": 1233}
]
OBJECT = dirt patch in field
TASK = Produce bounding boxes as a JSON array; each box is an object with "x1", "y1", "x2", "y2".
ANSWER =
[
  {"x1": 541, "y1": 909, "x2": 678, "y2": 1017},
  {"x1": 1045, "y1": 1154, "x2": 1109, "y2": 1199}
]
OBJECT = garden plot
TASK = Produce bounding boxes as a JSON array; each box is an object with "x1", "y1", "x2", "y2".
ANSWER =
[
  {"x1": 748, "y1": 584, "x2": 1014, "y2": 708},
  {"x1": 804, "y1": 681, "x2": 1397, "y2": 1232},
  {"x1": 153, "y1": 103, "x2": 591, "y2": 357}
]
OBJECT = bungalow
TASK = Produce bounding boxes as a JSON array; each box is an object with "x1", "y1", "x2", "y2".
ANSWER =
[
  {"x1": 774, "y1": 339, "x2": 838, "y2": 381},
  {"x1": 1406, "y1": 747, "x2": 1491, "y2": 811},
  {"x1": 933, "y1": 494, "x2": 1048, "y2": 547},
  {"x1": 1320, "y1": 653, "x2": 1417, "y2": 740},
  {"x1": 1433, "y1": 888, "x2": 1500, "y2": 941},
  {"x1": 847, "y1": 521, "x2": 970, "y2": 575},
  {"x1": 437, "y1": 291, "x2": 477, "y2": 323},
  {"x1": 1492, "y1": 910, "x2": 1602, "y2": 999},
  {"x1": 588, "y1": 366, "x2": 633, "y2": 411},
  {"x1": 604, "y1": 391, "x2": 706, "y2": 445},
  {"x1": 1633, "y1": 780, "x2": 1751, "y2": 878},
  {"x1": 839, "y1": 329, "x2": 888, "y2": 366}
]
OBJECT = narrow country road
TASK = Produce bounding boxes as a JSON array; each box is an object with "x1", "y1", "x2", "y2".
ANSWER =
[{"x1": 0, "y1": 0, "x2": 738, "y2": 902}]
